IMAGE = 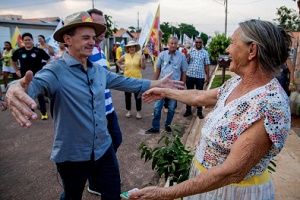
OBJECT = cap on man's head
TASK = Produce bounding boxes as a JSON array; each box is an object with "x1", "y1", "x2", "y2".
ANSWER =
[{"x1": 53, "y1": 11, "x2": 106, "y2": 43}]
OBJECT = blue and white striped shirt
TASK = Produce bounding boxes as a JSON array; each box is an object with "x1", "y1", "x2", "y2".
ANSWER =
[{"x1": 89, "y1": 46, "x2": 114, "y2": 115}]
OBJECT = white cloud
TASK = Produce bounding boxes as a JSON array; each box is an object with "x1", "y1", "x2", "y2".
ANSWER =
[{"x1": 0, "y1": 0, "x2": 298, "y2": 37}]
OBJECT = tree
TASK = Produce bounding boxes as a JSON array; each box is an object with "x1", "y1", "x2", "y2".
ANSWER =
[
  {"x1": 177, "y1": 23, "x2": 199, "y2": 39},
  {"x1": 207, "y1": 32, "x2": 230, "y2": 64},
  {"x1": 104, "y1": 14, "x2": 118, "y2": 38},
  {"x1": 128, "y1": 26, "x2": 136, "y2": 33},
  {"x1": 274, "y1": 6, "x2": 300, "y2": 31}
]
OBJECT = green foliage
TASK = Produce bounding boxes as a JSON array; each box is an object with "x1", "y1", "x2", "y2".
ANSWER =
[
  {"x1": 128, "y1": 26, "x2": 136, "y2": 33},
  {"x1": 207, "y1": 32, "x2": 230, "y2": 63},
  {"x1": 267, "y1": 160, "x2": 277, "y2": 174},
  {"x1": 138, "y1": 125, "x2": 194, "y2": 186},
  {"x1": 160, "y1": 22, "x2": 204, "y2": 45},
  {"x1": 199, "y1": 32, "x2": 209, "y2": 47},
  {"x1": 211, "y1": 75, "x2": 231, "y2": 89},
  {"x1": 274, "y1": 6, "x2": 300, "y2": 31},
  {"x1": 104, "y1": 14, "x2": 118, "y2": 38}
]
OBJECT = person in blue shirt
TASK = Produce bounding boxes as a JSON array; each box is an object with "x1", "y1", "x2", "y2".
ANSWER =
[
  {"x1": 86, "y1": 8, "x2": 123, "y2": 196},
  {"x1": 5, "y1": 11, "x2": 184, "y2": 200},
  {"x1": 145, "y1": 36, "x2": 188, "y2": 134}
]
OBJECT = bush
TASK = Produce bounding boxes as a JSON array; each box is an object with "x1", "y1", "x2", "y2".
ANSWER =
[
  {"x1": 207, "y1": 32, "x2": 230, "y2": 63},
  {"x1": 138, "y1": 125, "x2": 194, "y2": 186}
]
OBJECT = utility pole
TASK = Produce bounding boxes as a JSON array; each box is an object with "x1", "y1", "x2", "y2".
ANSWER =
[
  {"x1": 92, "y1": 0, "x2": 94, "y2": 9},
  {"x1": 224, "y1": 0, "x2": 228, "y2": 37},
  {"x1": 137, "y1": 11, "x2": 139, "y2": 33}
]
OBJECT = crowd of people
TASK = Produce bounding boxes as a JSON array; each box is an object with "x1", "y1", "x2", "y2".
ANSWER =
[{"x1": 0, "y1": 6, "x2": 296, "y2": 200}]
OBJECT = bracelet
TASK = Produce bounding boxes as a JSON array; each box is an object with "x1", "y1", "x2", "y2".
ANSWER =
[
  {"x1": 289, "y1": 83, "x2": 294, "y2": 86},
  {"x1": 0, "y1": 97, "x2": 4, "y2": 101}
]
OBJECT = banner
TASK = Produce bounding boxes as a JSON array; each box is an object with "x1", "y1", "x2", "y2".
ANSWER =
[
  {"x1": 137, "y1": 11, "x2": 154, "y2": 53},
  {"x1": 145, "y1": 4, "x2": 160, "y2": 70},
  {"x1": 183, "y1": 33, "x2": 193, "y2": 47},
  {"x1": 11, "y1": 27, "x2": 24, "y2": 49},
  {"x1": 120, "y1": 39, "x2": 125, "y2": 55},
  {"x1": 46, "y1": 19, "x2": 63, "y2": 52}
]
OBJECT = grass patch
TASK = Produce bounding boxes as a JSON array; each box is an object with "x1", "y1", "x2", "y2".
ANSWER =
[
  {"x1": 0, "y1": 77, "x2": 15, "y2": 85},
  {"x1": 210, "y1": 74, "x2": 231, "y2": 89},
  {"x1": 217, "y1": 67, "x2": 230, "y2": 71}
]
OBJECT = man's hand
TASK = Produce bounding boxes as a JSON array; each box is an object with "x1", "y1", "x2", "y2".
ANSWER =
[
  {"x1": 0, "y1": 101, "x2": 7, "y2": 111},
  {"x1": 205, "y1": 77, "x2": 210, "y2": 86},
  {"x1": 16, "y1": 70, "x2": 21, "y2": 78},
  {"x1": 6, "y1": 71, "x2": 38, "y2": 127},
  {"x1": 160, "y1": 72, "x2": 184, "y2": 90}
]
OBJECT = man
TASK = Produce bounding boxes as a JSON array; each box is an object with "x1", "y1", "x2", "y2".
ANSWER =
[
  {"x1": 86, "y1": 8, "x2": 122, "y2": 196},
  {"x1": 115, "y1": 42, "x2": 122, "y2": 74},
  {"x1": 11, "y1": 32, "x2": 50, "y2": 120},
  {"x1": 183, "y1": 37, "x2": 210, "y2": 119},
  {"x1": 146, "y1": 36, "x2": 188, "y2": 134},
  {"x1": 5, "y1": 11, "x2": 183, "y2": 200}
]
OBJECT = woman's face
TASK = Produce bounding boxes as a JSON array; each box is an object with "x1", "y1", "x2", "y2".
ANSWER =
[
  {"x1": 4, "y1": 43, "x2": 11, "y2": 50},
  {"x1": 226, "y1": 28, "x2": 250, "y2": 73},
  {"x1": 59, "y1": 42, "x2": 65, "y2": 49},
  {"x1": 38, "y1": 36, "x2": 45, "y2": 44},
  {"x1": 128, "y1": 46, "x2": 136, "y2": 53}
]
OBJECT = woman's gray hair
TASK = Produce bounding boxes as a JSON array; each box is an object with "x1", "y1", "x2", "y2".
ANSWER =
[{"x1": 239, "y1": 19, "x2": 292, "y2": 76}]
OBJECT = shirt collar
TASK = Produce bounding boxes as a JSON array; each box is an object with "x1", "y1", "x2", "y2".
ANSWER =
[
  {"x1": 63, "y1": 52, "x2": 93, "y2": 68},
  {"x1": 168, "y1": 50, "x2": 177, "y2": 55}
]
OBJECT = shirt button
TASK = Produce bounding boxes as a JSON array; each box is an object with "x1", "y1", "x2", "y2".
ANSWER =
[
  {"x1": 94, "y1": 111, "x2": 96, "y2": 114},
  {"x1": 96, "y1": 124, "x2": 98, "y2": 126},
  {"x1": 95, "y1": 136, "x2": 98, "y2": 139}
]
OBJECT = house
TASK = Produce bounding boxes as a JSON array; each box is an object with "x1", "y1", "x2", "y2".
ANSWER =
[
  {"x1": 106, "y1": 29, "x2": 140, "y2": 61},
  {"x1": 0, "y1": 15, "x2": 59, "y2": 49}
]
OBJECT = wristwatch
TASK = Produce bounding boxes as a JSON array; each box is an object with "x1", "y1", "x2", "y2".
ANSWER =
[{"x1": 289, "y1": 82, "x2": 294, "y2": 86}]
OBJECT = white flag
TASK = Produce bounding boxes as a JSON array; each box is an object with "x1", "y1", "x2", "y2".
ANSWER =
[
  {"x1": 46, "y1": 19, "x2": 63, "y2": 52},
  {"x1": 137, "y1": 11, "x2": 154, "y2": 53}
]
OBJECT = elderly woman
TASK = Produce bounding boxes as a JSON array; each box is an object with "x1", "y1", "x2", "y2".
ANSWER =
[
  {"x1": 129, "y1": 19, "x2": 292, "y2": 200},
  {"x1": 116, "y1": 40, "x2": 146, "y2": 119}
]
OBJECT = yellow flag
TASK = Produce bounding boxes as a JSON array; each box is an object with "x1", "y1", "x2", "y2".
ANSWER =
[
  {"x1": 11, "y1": 27, "x2": 24, "y2": 49},
  {"x1": 145, "y1": 4, "x2": 160, "y2": 71}
]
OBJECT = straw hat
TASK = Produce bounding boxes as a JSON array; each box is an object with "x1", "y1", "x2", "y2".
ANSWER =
[
  {"x1": 54, "y1": 11, "x2": 106, "y2": 43},
  {"x1": 124, "y1": 40, "x2": 141, "y2": 53}
]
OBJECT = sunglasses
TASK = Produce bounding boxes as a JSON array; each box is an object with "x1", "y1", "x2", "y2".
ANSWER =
[{"x1": 196, "y1": 42, "x2": 203, "y2": 44}]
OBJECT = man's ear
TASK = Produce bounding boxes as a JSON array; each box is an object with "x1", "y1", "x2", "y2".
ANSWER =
[
  {"x1": 63, "y1": 34, "x2": 71, "y2": 46},
  {"x1": 248, "y1": 42, "x2": 257, "y2": 61}
]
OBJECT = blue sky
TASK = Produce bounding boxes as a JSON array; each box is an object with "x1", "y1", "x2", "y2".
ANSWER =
[{"x1": 0, "y1": 0, "x2": 298, "y2": 36}]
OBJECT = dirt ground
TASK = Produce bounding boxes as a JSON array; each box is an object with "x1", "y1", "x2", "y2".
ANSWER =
[{"x1": 0, "y1": 65, "x2": 299, "y2": 200}]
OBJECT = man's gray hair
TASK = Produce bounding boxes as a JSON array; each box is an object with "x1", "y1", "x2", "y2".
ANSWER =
[
  {"x1": 239, "y1": 19, "x2": 292, "y2": 76},
  {"x1": 168, "y1": 36, "x2": 178, "y2": 43}
]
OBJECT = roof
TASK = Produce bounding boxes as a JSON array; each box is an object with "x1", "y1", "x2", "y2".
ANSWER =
[
  {"x1": 22, "y1": 17, "x2": 60, "y2": 23},
  {"x1": 113, "y1": 29, "x2": 134, "y2": 38},
  {"x1": 130, "y1": 32, "x2": 140, "y2": 39},
  {"x1": 0, "y1": 14, "x2": 60, "y2": 25}
]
